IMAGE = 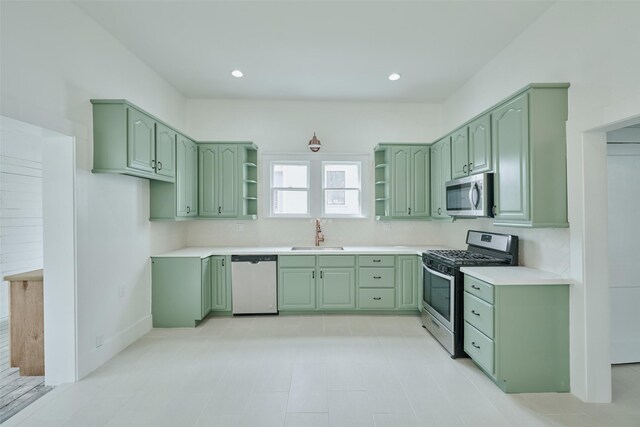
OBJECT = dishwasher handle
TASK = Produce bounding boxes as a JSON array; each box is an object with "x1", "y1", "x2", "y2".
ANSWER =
[{"x1": 231, "y1": 255, "x2": 278, "y2": 263}]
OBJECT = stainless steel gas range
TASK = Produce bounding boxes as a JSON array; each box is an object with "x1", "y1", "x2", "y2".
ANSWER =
[{"x1": 421, "y1": 230, "x2": 518, "y2": 358}]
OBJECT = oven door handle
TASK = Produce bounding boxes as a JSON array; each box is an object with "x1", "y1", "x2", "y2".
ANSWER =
[{"x1": 424, "y1": 265, "x2": 453, "y2": 281}]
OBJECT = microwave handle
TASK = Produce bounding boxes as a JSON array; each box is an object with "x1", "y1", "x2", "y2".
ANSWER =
[{"x1": 469, "y1": 182, "x2": 480, "y2": 208}]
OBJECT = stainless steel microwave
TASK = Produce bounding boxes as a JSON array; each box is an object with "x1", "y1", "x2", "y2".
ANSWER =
[{"x1": 445, "y1": 173, "x2": 494, "y2": 218}]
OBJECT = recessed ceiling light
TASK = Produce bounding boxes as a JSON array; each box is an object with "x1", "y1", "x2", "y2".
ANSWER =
[
  {"x1": 388, "y1": 73, "x2": 401, "y2": 81},
  {"x1": 231, "y1": 69, "x2": 244, "y2": 78}
]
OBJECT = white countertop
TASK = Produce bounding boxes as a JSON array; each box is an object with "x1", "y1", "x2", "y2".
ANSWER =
[
  {"x1": 460, "y1": 266, "x2": 573, "y2": 286},
  {"x1": 153, "y1": 245, "x2": 446, "y2": 258}
]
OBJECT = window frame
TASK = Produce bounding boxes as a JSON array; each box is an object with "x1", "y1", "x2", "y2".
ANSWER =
[
  {"x1": 269, "y1": 160, "x2": 311, "y2": 218},
  {"x1": 263, "y1": 153, "x2": 370, "y2": 219},
  {"x1": 321, "y1": 161, "x2": 362, "y2": 218}
]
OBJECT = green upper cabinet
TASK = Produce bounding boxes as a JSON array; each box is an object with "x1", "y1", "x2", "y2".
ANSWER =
[
  {"x1": 379, "y1": 144, "x2": 430, "y2": 220},
  {"x1": 491, "y1": 86, "x2": 569, "y2": 227},
  {"x1": 451, "y1": 113, "x2": 491, "y2": 179},
  {"x1": 91, "y1": 100, "x2": 176, "y2": 182},
  {"x1": 451, "y1": 128, "x2": 469, "y2": 179},
  {"x1": 430, "y1": 136, "x2": 451, "y2": 219},
  {"x1": 199, "y1": 143, "x2": 256, "y2": 219},
  {"x1": 149, "y1": 133, "x2": 197, "y2": 220}
]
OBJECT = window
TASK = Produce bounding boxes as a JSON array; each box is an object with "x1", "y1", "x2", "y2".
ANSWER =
[{"x1": 266, "y1": 154, "x2": 368, "y2": 218}]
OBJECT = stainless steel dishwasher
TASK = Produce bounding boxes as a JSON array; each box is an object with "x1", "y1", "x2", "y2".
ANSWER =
[{"x1": 231, "y1": 255, "x2": 278, "y2": 314}]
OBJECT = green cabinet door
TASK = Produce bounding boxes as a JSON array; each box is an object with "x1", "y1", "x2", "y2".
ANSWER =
[
  {"x1": 218, "y1": 145, "x2": 239, "y2": 217},
  {"x1": 410, "y1": 146, "x2": 430, "y2": 217},
  {"x1": 390, "y1": 146, "x2": 411, "y2": 217},
  {"x1": 201, "y1": 257, "x2": 212, "y2": 317},
  {"x1": 451, "y1": 128, "x2": 469, "y2": 179},
  {"x1": 396, "y1": 255, "x2": 419, "y2": 309},
  {"x1": 175, "y1": 136, "x2": 191, "y2": 217},
  {"x1": 430, "y1": 142, "x2": 441, "y2": 218},
  {"x1": 155, "y1": 123, "x2": 176, "y2": 179},
  {"x1": 492, "y1": 93, "x2": 530, "y2": 223},
  {"x1": 468, "y1": 114, "x2": 491, "y2": 175},
  {"x1": 198, "y1": 145, "x2": 218, "y2": 217},
  {"x1": 440, "y1": 138, "x2": 452, "y2": 216},
  {"x1": 318, "y1": 268, "x2": 356, "y2": 309},
  {"x1": 211, "y1": 256, "x2": 230, "y2": 311},
  {"x1": 278, "y1": 268, "x2": 316, "y2": 310},
  {"x1": 186, "y1": 140, "x2": 198, "y2": 217},
  {"x1": 127, "y1": 107, "x2": 156, "y2": 173}
]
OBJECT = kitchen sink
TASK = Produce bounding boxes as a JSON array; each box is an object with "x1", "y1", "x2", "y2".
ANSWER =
[{"x1": 291, "y1": 246, "x2": 344, "y2": 251}]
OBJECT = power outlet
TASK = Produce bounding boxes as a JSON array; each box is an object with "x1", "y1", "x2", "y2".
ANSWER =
[
  {"x1": 118, "y1": 286, "x2": 125, "y2": 298},
  {"x1": 96, "y1": 334, "x2": 104, "y2": 348}
]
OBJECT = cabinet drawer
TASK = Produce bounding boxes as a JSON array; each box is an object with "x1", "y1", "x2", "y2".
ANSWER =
[
  {"x1": 359, "y1": 289, "x2": 395, "y2": 309},
  {"x1": 358, "y1": 255, "x2": 395, "y2": 267},
  {"x1": 464, "y1": 322, "x2": 494, "y2": 376},
  {"x1": 464, "y1": 292, "x2": 494, "y2": 339},
  {"x1": 318, "y1": 255, "x2": 356, "y2": 268},
  {"x1": 279, "y1": 255, "x2": 316, "y2": 268},
  {"x1": 358, "y1": 267, "x2": 395, "y2": 288},
  {"x1": 464, "y1": 275, "x2": 494, "y2": 304}
]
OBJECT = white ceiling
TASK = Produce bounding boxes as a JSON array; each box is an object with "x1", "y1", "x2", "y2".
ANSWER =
[{"x1": 75, "y1": 0, "x2": 555, "y2": 102}]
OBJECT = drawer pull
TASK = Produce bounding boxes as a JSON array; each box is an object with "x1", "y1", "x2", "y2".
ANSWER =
[
  {"x1": 471, "y1": 341, "x2": 480, "y2": 349},
  {"x1": 373, "y1": 259, "x2": 381, "y2": 263},
  {"x1": 373, "y1": 276, "x2": 382, "y2": 279},
  {"x1": 471, "y1": 310, "x2": 480, "y2": 316},
  {"x1": 471, "y1": 285, "x2": 481, "y2": 290},
  {"x1": 373, "y1": 297, "x2": 382, "y2": 300}
]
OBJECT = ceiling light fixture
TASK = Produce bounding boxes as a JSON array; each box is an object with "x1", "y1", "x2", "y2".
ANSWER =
[
  {"x1": 231, "y1": 69, "x2": 244, "y2": 78},
  {"x1": 308, "y1": 133, "x2": 321, "y2": 152},
  {"x1": 388, "y1": 73, "x2": 401, "y2": 81}
]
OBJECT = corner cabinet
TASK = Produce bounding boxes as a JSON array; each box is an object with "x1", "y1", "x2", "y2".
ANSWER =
[
  {"x1": 430, "y1": 136, "x2": 452, "y2": 219},
  {"x1": 199, "y1": 143, "x2": 258, "y2": 220},
  {"x1": 150, "y1": 134, "x2": 198, "y2": 220},
  {"x1": 375, "y1": 144, "x2": 430, "y2": 220},
  {"x1": 151, "y1": 257, "x2": 212, "y2": 327},
  {"x1": 92, "y1": 100, "x2": 176, "y2": 182},
  {"x1": 463, "y1": 274, "x2": 570, "y2": 393},
  {"x1": 492, "y1": 86, "x2": 569, "y2": 227}
]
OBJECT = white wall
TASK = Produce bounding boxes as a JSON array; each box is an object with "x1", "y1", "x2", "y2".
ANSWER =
[
  {"x1": 0, "y1": 1, "x2": 188, "y2": 379},
  {"x1": 439, "y1": 1, "x2": 640, "y2": 401},
  {"x1": 185, "y1": 99, "x2": 444, "y2": 247}
]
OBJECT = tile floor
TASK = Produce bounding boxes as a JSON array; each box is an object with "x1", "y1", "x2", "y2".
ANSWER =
[{"x1": 4, "y1": 315, "x2": 640, "y2": 426}]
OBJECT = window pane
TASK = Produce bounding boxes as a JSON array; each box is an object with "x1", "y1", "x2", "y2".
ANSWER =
[
  {"x1": 324, "y1": 163, "x2": 360, "y2": 188},
  {"x1": 273, "y1": 190, "x2": 308, "y2": 214},
  {"x1": 324, "y1": 189, "x2": 360, "y2": 215},
  {"x1": 273, "y1": 164, "x2": 308, "y2": 188}
]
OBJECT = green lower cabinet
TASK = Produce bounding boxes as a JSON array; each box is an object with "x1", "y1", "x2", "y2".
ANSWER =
[
  {"x1": 463, "y1": 274, "x2": 570, "y2": 393},
  {"x1": 318, "y1": 268, "x2": 356, "y2": 309},
  {"x1": 278, "y1": 268, "x2": 316, "y2": 311},
  {"x1": 151, "y1": 257, "x2": 211, "y2": 327},
  {"x1": 396, "y1": 255, "x2": 419, "y2": 309},
  {"x1": 201, "y1": 257, "x2": 212, "y2": 318},
  {"x1": 211, "y1": 256, "x2": 231, "y2": 312}
]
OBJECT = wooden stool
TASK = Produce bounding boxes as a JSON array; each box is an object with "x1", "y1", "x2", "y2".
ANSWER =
[{"x1": 4, "y1": 270, "x2": 44, "y2": 376}]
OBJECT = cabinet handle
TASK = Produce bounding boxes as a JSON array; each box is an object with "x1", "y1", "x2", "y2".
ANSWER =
[
  {"x1": 151, "y1": 159, "x2": 156, "y2": 169},
  {"x1": 471, "y1": 310, "x2": 480, "y2": 316},
  {"x1": 471, "y1": 285, "x2": 480, "y2": 290},
  {"x1": 320, "y1": 271, "x2": 324, "y2": 279},
  {"x1": 437, "y1": 208, "x2": 441, "y2": 215},
  {"x1": 463, "y1": 164, "x2": 467, "y2": 174},
  {"x1": 373, "y1": 276, "x2": 382, "y2": 279},
  {"x1": 373, "y1": 259, "x2": 381, "y2": 263},
  {"x1": 408, "y1": 207, "x2": 412, "y2": 215},
  {"x1": 187, "y1": 206, "x2": 190, "y2": 214},
  {"x1": 468, "y1": 162, "x2": 473, "y2": 172},
  {"x1": 373, "y1": 297, "x2": 382, "y2": 301},
  {"x1": 312, "y1": 271, "x2": 315, "y2": 279},
  {"x1": 222, "y1": 258, "x2": 225, "y2": 267},
  {"x1": 157, "y1": 161, "x2": 163, "y2": 171},
  {"x1": 471, "y1": 341, "x2": 480, "y2": 349},
  {"x1": 492, "y1": 205, "x2": 497, "y2": 216},
  {"x1": 218, "y1": 207, "x2": 222, "y2": 214}
]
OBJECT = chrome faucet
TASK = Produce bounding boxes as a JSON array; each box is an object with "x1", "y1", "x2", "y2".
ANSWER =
[{"x1": 315, "y1": 218, "x2": 325, "y2": 247}]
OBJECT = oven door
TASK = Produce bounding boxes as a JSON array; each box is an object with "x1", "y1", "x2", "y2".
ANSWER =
[{"x1": 422, "y1": 264, "x2": 455, "y2": 332}]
